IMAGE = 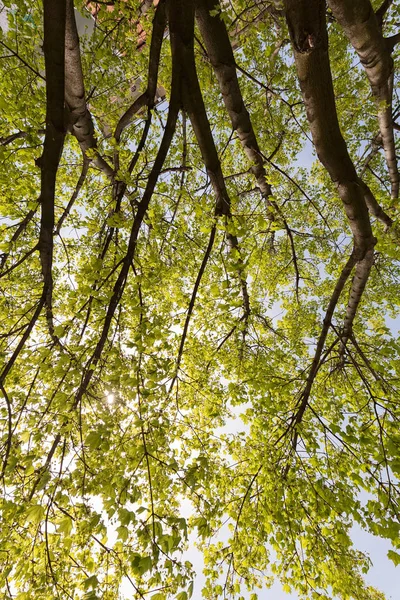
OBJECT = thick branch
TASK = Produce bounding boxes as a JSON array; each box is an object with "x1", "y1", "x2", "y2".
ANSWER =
[
  {"x1": 328, "y1": 0, "x2": 399, "y2": 198},
  {"x1": 284, "y1": 0, "x2": 376, "y2": 387},
  {"x1": 196, "y1": 0, "x2": 271, "y2": 200},
  {"x1": 39, "y1": 0, "x2": 67, "y2": 333},
  {"x1": 284, "y1": 0, "x2": 375, "y2": 255},
  {"x1": 65, "y1": 0, "x2": 113, "y2": 178},
  {"x1": 341, "y1": 247, "x2": 375, "y2": 350}
]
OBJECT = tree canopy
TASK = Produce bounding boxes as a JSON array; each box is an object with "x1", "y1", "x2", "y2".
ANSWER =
[{"x1": 0, "y1": 0, "x2": 400, "y2": 598}]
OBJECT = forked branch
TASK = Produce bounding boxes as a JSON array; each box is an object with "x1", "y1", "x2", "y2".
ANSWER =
[{"x1": 169, "y1": 0, "x2": 250, "y2": 323}]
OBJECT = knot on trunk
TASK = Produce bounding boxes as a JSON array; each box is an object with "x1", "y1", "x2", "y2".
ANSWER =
[{"x1": 296, "y1": 32, "x2": 319, "y2": 52}]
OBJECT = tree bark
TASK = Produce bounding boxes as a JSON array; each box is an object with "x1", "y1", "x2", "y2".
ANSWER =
[
  {"x1": 196, "y1": 0, "x2": 271, "y2": 200},
  {"x1": 65, "y1": 0, "x2": 114, "y2": 178},
  {"x1": 284, "y1": 0, "x2": 376, "y2": 348},
  {"x1": 168, "y1": 0, "x2": 250, "y2": 319},
  {"x1": 328, "y1": 0, "x2": 399, "y2": 198},
  {"x1": 168, "y1": 0, "x2": 229, "y2": 216},
  {"x1": 39, "y1": 0, "x2": 67, "y2": 331},
  {"x1": 284, "y1": 0, "x2": 374, "y2": 254}
]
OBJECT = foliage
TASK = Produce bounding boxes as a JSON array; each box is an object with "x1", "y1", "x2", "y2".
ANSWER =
[{"x1": 0, "y1": 0, "x2": 400, "y2": 598}]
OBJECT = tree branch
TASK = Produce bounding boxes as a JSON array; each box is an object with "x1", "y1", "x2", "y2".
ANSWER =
[
  {"x1": 284, "y1": 0, "x2": 375, "y2": 253},
  {"x1": 114, "y1": 0, "x2": 166, "y2": 142},
  {"x1": 0, "y1": 208, "x2": 37, "y2": 271},
  {"x1": 39, "y1": 0, "x2": 67, "y2": 335},
  {"x1": 340, "y1": 247, "x2": 375, "y2": 351},
  {"x1": 290, "y1": 252, "x2": 357, "y2": 447},
  {"x1": 73, "y1": 72, "x2": 180, "y2": 408},
  {"x1": 197, "y1": 0, "x2": 304, "y2": 299},
  {"x1": 171, "y1": 224, "x2": 216, "y2": 388},
  {"x1": 376, "y1": 0, "x2": 393, "y2": 29},
  {"x1": 284, "y1": 0, "x2": 377, "y2": 394},
  {"x1": 196, "y1": 0, "x2": 272, "y2": 201},
  {"x1": 65, "y1": 0, "x2": 114, "y2": 178},
  {"x1": 328, "y1": 0, "x2": 399, "y2": 198},
  {"x1": 0, "y1": 40, "x2": 45, "y2": 80},
  {"x1": 386, "y1": 31, "x2": 400, "y2": 52},
  {"x1": 358, "y1": 178, "x2": 392, "y2": 229},
  {"x1": 169, "y1": 0, "x2": 251, "y2": 324},
  {"x1": 0, "y1": 129, "x2": 45, "y2": 146},
  {"x1": 55, "y1": 157, "x2": 90, "y2": 234}
]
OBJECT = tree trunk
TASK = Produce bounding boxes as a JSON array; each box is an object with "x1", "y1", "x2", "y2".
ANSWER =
[{"x1": 328, "y1": 0, "x2": 399, "y2": 198}]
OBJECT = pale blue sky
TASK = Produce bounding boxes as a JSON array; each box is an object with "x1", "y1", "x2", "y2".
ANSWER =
[{"x1": 183, "y1": 506, "x2": 399, "y2": 599}]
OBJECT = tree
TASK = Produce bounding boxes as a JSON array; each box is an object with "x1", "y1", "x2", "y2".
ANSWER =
[{"x1": 0, "y1": 0, "x2": 399, "y2": 597}]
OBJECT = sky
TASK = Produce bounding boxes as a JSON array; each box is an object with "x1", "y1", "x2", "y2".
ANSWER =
[
  {"x1": 181, "y1": 485, "x2": 399, "y2": 600},
  {"x1": 181, "y1": 408, "x2": 399, "y2": 600}
]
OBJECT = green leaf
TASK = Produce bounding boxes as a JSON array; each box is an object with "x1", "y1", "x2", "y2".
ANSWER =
[
  {"x1": 58, "y1": 516, "x2": 73, "y2": 536},
  {"x1": 83, "y1": 575, "x2": 99, "y2": 590},
  {"x1": 138, "y1": 555, "x2": 152, "y2": 574},
  {"x1": 116, "y1": 525, "x2": 129, "y2": 542},
  {"x1": 388, "y1": 550, "x2": 400, "y2": 566},
  {"x1": 25, "y1": 504, "x2": 45, "y2": 525},
  {"x1": 85, "y1": 431, "x2": 102, "y2": 450}
]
